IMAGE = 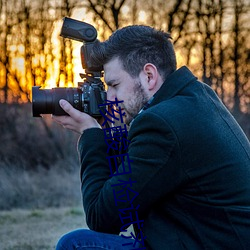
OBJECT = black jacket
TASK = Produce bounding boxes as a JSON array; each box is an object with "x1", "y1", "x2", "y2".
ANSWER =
[{"x1": 78, "y1": 66, "x2": 250, "y2": 249}]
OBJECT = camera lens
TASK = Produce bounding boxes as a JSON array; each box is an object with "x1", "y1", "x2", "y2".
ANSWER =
[{"x1": 32, "y1": 86, "x2": 82, "y2": 117}]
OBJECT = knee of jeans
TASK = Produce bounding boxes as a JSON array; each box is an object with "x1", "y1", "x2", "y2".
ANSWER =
[
  {"x1": 56, "y1": 230, "x2": 83, "y2": 250},
  {"x1": 56, "y1": 229, "x2": 92, "y2": 250},
  {"x1": 56, "y1": 233, "x2": 70, "y2": 250}
]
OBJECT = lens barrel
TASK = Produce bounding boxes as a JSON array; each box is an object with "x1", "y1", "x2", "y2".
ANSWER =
[{"x1": 32, "y1": 86, "x2": 82, "y2": 117}]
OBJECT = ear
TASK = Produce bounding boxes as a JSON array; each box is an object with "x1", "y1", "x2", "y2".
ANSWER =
[{"x1": 142, "y1": 63, "x2": 159, "y2": 91}]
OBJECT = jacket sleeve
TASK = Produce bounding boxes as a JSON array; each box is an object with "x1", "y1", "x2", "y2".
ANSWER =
[{"x1": 78, "y1": 111, "x2": 186, "y2": 234}]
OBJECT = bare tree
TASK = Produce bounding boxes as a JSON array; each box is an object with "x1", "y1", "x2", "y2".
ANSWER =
[
  {"x1": 169, "y1": 0, "x2": 249, "y2": 114},
  {"x1": 84, "y1": 0, "x2": 126, "y2": 32},
  {"x1": 230, "y1": 0, "x2": 249, "y2": 116},
  {"x1": 55, "y1": 0, "x2": 79, "y2": 87},
  {"x1": 0, "y1": 0, "x2": 9, "y2": 102},
  {"x1": 0, "y1": 0, "x2": 31, "y2": 102}
]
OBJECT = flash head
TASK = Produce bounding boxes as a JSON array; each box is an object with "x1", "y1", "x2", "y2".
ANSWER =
[
  {"x1": 60, "y1": 17, "x2": 97, "y2": 42},
  {"x1": 59, "y1": 17, "x2": 103, "y2": 73}
]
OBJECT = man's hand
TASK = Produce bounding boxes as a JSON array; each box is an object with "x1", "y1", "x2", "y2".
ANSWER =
[{"x1": 52, "y1": 99, "x2": 101, "y2": 134}]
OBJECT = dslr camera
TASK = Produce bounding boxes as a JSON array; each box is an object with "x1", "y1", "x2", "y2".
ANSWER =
[{"x1": 32, "y1": 17, "x2": 106, "y2": 117}]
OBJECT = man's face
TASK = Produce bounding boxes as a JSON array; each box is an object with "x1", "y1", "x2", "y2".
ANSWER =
[{"x1": 104, "y1": 57, "x2": 150, "y2": 125}]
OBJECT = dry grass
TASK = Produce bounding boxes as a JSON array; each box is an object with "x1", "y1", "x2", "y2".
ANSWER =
[
  {"x1": 0, "y1": 206, "x2": 88, "y2": 250},
  {"x1": 0, "y1": 207, "x2": 134, "y2": 250},
  {"x1": 0, "y1": 103, "x2": 81, "y2": 210},
  {"x1": 0, "y1": 162, "x2": 82, "y2": 210}
]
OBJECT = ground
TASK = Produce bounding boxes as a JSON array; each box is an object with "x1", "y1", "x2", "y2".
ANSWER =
[{"x1": 0, "y1": 206, "x2": 88, "y2": 250}]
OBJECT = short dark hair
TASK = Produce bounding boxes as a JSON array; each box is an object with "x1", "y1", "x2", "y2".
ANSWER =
[{"x1": 91, "y1": 25, "x2": 177, "y2": 80}]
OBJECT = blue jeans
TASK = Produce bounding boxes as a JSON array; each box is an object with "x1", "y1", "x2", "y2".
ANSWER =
[{"x1": 56, "y1": 229, "x2": 144, "y2": 249}]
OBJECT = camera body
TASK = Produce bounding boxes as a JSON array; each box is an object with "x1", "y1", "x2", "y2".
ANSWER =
[
  {"x1": 76, "y1": 80, "x2": 106, "y2": 117},
  {"x1": 32, "y1": 17, "x2": 106, "y2": 117}
]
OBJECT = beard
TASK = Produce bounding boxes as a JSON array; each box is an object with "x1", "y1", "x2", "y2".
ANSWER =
[{"x1": 123, "y1": 80, "x2": 150, "y2": 125}]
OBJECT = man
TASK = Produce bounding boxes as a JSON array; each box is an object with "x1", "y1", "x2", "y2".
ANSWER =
[{"x1": 53, "y1": 25, "x2": 250, "y2": 249}]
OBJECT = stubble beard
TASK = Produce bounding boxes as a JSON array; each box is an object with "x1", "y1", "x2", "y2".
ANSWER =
[{"x1": 123, "y1": 80, "x2": 150, "y2": 125}]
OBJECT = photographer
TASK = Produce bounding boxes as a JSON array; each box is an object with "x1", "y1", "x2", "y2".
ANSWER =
[{"x1": 53, "y1": 25, "x2": 250, "y2": 249}]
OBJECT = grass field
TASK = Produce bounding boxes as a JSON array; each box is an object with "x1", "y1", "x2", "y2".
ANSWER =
[{"x1": 0, "y1": 206, "x2": 88, "y2": 250}]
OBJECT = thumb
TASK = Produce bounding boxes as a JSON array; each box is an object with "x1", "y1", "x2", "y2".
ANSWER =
[
  {"x1": 59, "y1": 99, "x2": 72, "y2": 114},
  {"x1": 59, "y1": 99, "x2": 86, "y2": 121}
]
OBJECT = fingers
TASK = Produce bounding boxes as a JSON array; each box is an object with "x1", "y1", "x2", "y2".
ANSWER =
[
  {"x1": 52, "y1": 99, "x2": 101, "y2": 134},
  {"x1": 52, "y1": 114, "x2": 70, "y2": 127}
]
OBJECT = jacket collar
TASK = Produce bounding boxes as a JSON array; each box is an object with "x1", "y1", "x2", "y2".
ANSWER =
[{"x1": 150, "y1": 66, "x2": 197, "y2": 107}]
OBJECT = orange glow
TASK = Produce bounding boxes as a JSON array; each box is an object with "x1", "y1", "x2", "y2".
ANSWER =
[
  {"x1": 2, "y1": 11, "x2": 100, "y2": 104},
  {"x1": 176, "y1": 51, "x2": 186, "y2": 68},
  {"x1": 138, "y1": 11, "x2": 147, "y2": 23}
]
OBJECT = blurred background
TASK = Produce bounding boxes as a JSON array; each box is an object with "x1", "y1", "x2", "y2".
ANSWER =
[
  {"x1": 0, "y1": 0, "x2": 249, "y2": 215},
  {"x1": 0, "y1": 0, "x2": 249, "y2": 248}
]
